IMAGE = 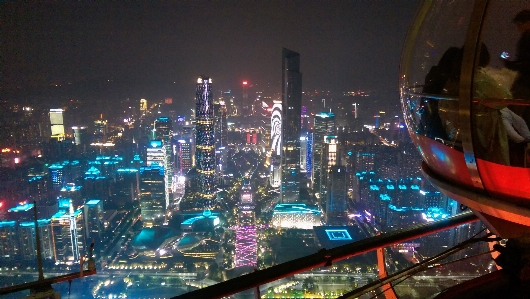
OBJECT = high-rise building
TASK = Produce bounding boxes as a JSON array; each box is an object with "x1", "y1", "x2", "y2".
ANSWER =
[
  {"x1": 177, "y1": 138, "x2": 193, "y2": 175},
  {"x1": 305, "y1": 132, "x2": 313, "y2": 179},
  {"x1": 72, "y1": 126, "x2": 89, "y2": 154},
  {"x1": 326, "y1": 166, "x2": 348, "y2": 224},
  {"x1": 49, "y1": 109, "x2": 65, "y2": 140},
  {"x1": 146, "y1": 140, "x2": 165, "y2": 166},
  {"x1": 195, "y1": 76, "x2": 216, "y2": 208},
  {"x1": 320, "y1": 136, "x2": 343, "y2": 203},
  {"x1": 214, "y1": 100, "x2": 227, "y2": 149},
  {"x1": 281, "y1": 48, "x2": 302, "y2": 203},
  {"x1": 0, "y1": 220, "x2": 17, "y2": 261},
  {"x1": 312, "y1": 112, "x2": 336, "y2": 189},
  {"x1": 140, "y1": 99, "x2": 147, "y2": 114},
  {"x1": 50, "y1": 203, "x2": 85, "y2": 264},
  {"x1": 154, "y1": 116, "x2": 173, "y2": 209},
  {"x1": 270, "y1": 101, "x2": 282, "y2": 188},
  {"x1": 84, "y1": 199, "x2": 103, "y2": 244},
  {"x1": 93, "y1": 119, "x2": 107, "y2": 143},
  {"x1": 300, "y1": 136, "x2": 308, "y2": 173},
  {"x1": 115, "y1": 168, "x2": 139, "y2": 204},
  {"x1": 235, "y1": 184, "x2": 257, "y2": 268},
  {"x1": 139, "y1": 165, "x2": 165, "y2": 227},
  {"x1": 18, "y1": 219, "x2": 54, "y2": 261}
]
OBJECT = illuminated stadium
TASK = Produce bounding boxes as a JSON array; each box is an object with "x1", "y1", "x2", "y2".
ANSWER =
[{"x1": 271, "y1": 203, "x2": 322, "y2": 229}]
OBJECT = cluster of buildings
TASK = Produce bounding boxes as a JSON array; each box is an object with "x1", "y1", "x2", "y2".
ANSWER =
[
  {"x1": 0, "y1": 199, "x2": 102, "y2": 265},
  {"x1": 0, "y1": 47, "x2": 474, "y2": 275}
]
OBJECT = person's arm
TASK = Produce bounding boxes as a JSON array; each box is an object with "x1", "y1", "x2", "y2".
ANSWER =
[
  {"x1": 503, "y1": 33, "x2": 530, "y2": 71},
  {"x1": 500, "y1": 108, "x2": 526, "y2": 143}
]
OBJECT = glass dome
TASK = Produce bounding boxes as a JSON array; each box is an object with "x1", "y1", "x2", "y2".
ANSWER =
[{"x1": 400, "y1": 1, "x2": 530, "y2": 237}]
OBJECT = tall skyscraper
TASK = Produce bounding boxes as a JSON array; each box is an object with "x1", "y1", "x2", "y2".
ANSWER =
[
  {"x1": 18, "y1": 219, "x2": 54, "y2": 261},
  {"x1": 281, "y1": 48, "x2": 302, "y2": 203},
  {"x1": 94, "y1": 119, "x2": 107, "y2": 143},
  {"x1": 270, "y1": 101, "x2": 282, "y2": 188},
  {"x1": 214, "y1": 100, "x2": 228, "y2": 186},
  {"x1": 139, "y1": 165, "x2": 165, "y2": 227},
  {"x1": 49, "y1": 109, "x2": 65, "y2": 140},
  {"x1": 195, "y1": 76, "x2": 216, "y2": 208},
  {"x1": 326, "y1": 165, "x2": 348, "y2": 224},
  {"x1": 51, "y1": 203, "x2": 85, "y2": 264},
  {"x1": 140, "y1": 99, "x2": 147, "y2": 114},
  {"x1": 84, "y1": 199, "x2": 103, "y2": 244},
  {"x1": 214, "y1": 100, "x2": 227, "y2": 149},
  {"x1": 155, "y1": 116, "x2": 173, "y2": 209},
  {"x1": 313, "y1": 112, "x2": 336, "y2": 189}
]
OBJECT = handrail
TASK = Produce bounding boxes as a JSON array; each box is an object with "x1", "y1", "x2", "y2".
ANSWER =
[
  {"x1": 173, "y1": 211, "x2": 478, "y2": 299},
  {"x1": 0, "y1": 269, "x2": 97, "y2": 296}
]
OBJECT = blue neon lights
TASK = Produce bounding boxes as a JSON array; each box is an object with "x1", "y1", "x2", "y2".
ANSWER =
[{"x1": 325, "y1": 229, "x2": 352, "y2": 241}]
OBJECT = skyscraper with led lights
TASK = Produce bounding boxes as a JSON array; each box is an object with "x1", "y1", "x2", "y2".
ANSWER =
[
  {"x1": 281, "y1": 48, "x2": 302, "y2": 203},
  {"x1": 195, "y1": 76, "x2": 216, "y2": 208}
]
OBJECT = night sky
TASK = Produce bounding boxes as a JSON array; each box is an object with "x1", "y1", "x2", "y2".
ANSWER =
[{"x1": 1, "y1": 1, "x2": 421, "y2": 105}]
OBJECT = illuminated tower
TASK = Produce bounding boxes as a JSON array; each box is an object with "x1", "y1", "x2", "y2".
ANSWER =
[
  {"x1": 18, "y1": 219, "x2": 54, "y2": 261},
  {"x1": 155, "y1": 116, "x2": 173, "y2": 209},
  {"x1": 281, "y1": 48, "x2": 302, "y2": 203},
  {"x1": 320, "y1": 136, "x2": 342, "y2": 204},
  {"x1": 270, "y1": 100, "x2": 282, "y2": 188},
  {"x1": 72, "y1": 126, "x2": 89, "y2": 154},
  {"x1": 140, "y1": 99, "x2": 147, "y2": 115},
  {"x1": 139, "y1": 165, "x2": 165, "y2": 227},
  {"x1": 195, "y1": 76, "x2": 216, "y2": 208},
  {"x1": 0, "y1": 221, "x2": 17, "y2": 261},
  {"x1": 235, "y1": 184, "x2": 257, "y2": 268},
  {"x1": 84, "y1": 199, "x2": 103, "y2": 244},
  {"x1": 312, "y1": 112, "x2": 335, "y2": 190},
  {"x1": 326, "y1": 166, "x2": 348, "y2": 224},
  {"x1": 51, "y1": 201, "x2": 85, "y2": 264},
  {"x1": 49, "y1": 109, "x2": 65, "y2": 140},
  {"x1": 214, "y1": 100, "x2": 227, "y2": 148},
  {"x1": 93, "y1": 119, "x2": 107, "y2": 143},
  {"x1": 214, "y1": 100, "x2": 228, "y2": 186}
]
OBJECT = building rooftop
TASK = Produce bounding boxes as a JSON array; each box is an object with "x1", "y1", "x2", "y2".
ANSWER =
[{"x1": 8, "y1": 203, "x2": 34, "y2": 212}]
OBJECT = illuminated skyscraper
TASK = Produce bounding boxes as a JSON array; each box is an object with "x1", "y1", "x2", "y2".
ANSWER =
[
  {"x1": 84, "y1": 199, "x2": 103, "y2": 244},
  {"x1": 140, "y1": 99, "x2": 147, "y2": 114},
  {"x1": 50, "y1": 202, "x2": 85, "y2": 264},
  {"x1": 139, "y1": 165, "x2": 165, "y2": 227},
  {"x1": 235, "y1": 184, "x2": 257, "y2": 268},
  {"x1": 281, "y1": 48, "x2": 302, "y2": 203},
  {"x1": 312, "y1": 112, "x2": 335, "y2": 189},
  {"x1": 49, "y1": 109, "x2": 65, "y2": 140},
  {"x1": 155, "y1": 116, "x2": 173, "y2": 209},
  {"x1": 270, "y1": 100, "x2": 282, "y2": 188},
  {"x1": 214, "y1": 100, "x2": 227, "y2": 148},
  {"x1": 0, "y1": 221, "x2": 17, "y2": 261},
  {"x1": 93, "y1": 119, "x2": 107, "y2": 143},
  {"x1": 18, "y1": 219, "x2": 54, "y2": 261},
  {"x1": 326, "y1": 166, "x2": 348, "y2": 224},
  {"x1": 72, "y1": 126, "x2": 89, "y2": 153},
  {"x1": 195, "y1": 76, "x2": 216, "y2": 208},
  {"x1": 320, "y1": 136, "x2": 342, "y2": 203},
  {"x1": 146, "y1": 140, "x2": 165, "y2": 166}
]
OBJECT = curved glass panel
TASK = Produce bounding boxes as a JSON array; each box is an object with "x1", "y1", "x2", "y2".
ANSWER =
[
  {"x1": 400, "y1": 1, "x2": 475, "y2": 186},
  {"x1": 474, "y1": 1, "x2": 530, "y2": 200}
]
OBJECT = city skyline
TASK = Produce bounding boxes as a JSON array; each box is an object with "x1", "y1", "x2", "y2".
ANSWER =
[{"x1": 2, "y1": 1, "x2": 522, "y2": 298}]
